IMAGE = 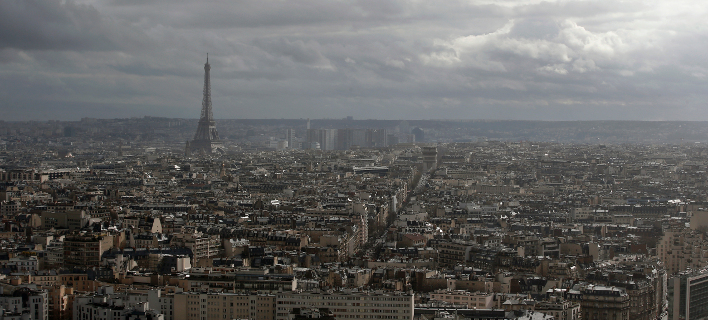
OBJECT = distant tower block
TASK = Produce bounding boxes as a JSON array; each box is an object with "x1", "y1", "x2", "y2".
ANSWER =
[
  {"x1": 286, "y1": 129, "x2": 296, "y2": 149},
  {"x1": 422, "y1": 146, "x2": 438, "y2": 172},
  {"x1": 186, "y1": 55, "x2": 224, "y2": 155},
  {"x1": 412, "y1": 127, "x2": 424, "y2": 142}
]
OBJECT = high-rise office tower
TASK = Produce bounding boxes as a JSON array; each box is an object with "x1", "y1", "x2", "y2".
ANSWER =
[
  {"x1": 412, "y1": 127, "x2": 425, "y2": 142},
  {"x1": 366, "y1": 129, "x2": 387, "y2": 147},
  {"x1": 306, "y1": 129, "x2": 336, "y2": 150},
  {"x1": 286, "y1": 129, "x2": 296, "y2": 149}
]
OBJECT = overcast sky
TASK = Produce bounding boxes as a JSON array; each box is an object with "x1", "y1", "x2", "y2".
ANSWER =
[{"x1": 1, "y1": 0, "x2": 707, "y2": 121}]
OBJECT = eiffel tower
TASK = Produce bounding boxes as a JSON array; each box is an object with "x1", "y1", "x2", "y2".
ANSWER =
[{"x1": 186, "y1": 55, "x2": 224, "y2": 155}]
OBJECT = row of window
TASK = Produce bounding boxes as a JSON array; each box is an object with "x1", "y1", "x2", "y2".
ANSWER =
[
  {"x1": 275, "y1": 307, "x2": 411, "y2": 313},
  {"x1": 278, "y1": 300, "x2": 409, "y2": 307},
  {"x1": 276, "y1": 295, "x2": 409, "y2": 301}
]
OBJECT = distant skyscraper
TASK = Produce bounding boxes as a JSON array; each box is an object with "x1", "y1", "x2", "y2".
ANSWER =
[
  {"x1": 335, "y1": 129, "x2": 367, "y2": 150},
  {"x1": 186, "y1": 55, "x2": 224, "y2": 155},
  {"x1": 286, "y1": 129, "x2": 296, "y2": 149},
  {"x1": 352, "y1": 129, "x2": 366, "y2": 147},
  {"x1": 336, "y1": 129, "x2": 351, "y2": 150},
  {"x1": 306, "y1": 128, "x2": 336, "y2": 150},
  {"x1": 366, "y1": 129, "x2": 388, "y2": 147},
  {"x1": 412, "y1": 127, "x2": 424, "y2": 142}
]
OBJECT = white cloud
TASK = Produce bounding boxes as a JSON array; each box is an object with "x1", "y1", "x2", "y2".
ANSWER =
[{"x1": 385, "y1": 59, "x2": 405, "y2": 69}]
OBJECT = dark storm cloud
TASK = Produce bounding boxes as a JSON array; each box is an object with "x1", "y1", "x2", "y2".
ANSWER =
[
  {"x1": 254, "y1": 39, "x2": 333, "y2": 69},
  {"x1": 112, "y1": 61, "x2": 197, "y2": 77},
  {"x1": 2, "y1": 0, "x2": 708, "y2": 120},
  {"x1": 0, "y1": 0, "x2": 147, "y2": 51},
  {"x1": 114, "y1": 0, "x2": 363, "y2": 29}
]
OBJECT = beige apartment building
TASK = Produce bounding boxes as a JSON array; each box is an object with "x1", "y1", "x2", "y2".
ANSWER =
[
  {"x1": 571, "y1": 285, "x2": 630, "y2": 320},
  {"x1": 170, "y1": 232, "x2": 221, "y2": 266},
  {"x1": 63, "y1": 233, "x2": 114, "y2": 268},
  {"x1": 173, "y1": 292, "x2": 275, "y2": 320},
  {"x1": 534, "y1": 296, "x2": 581, "y2": 320},
  {"x1": 276, "y1": 291, "x2": 414, "y2": 320},
  {"x1": 46, "y1": 285, "x2": 73, "y2": 320},
  {"x1": 173, "y1": 291, "x2": 414, "y2": 320},
  {"x1": 657, "y1": 227, "x2": 708, "y2": 274},
  {"x1": 428, "y1": 289, "x2": 494, "y2": 309},
  {"x1": 436, "y1": 242, "x2": 470, "y2": 267}
]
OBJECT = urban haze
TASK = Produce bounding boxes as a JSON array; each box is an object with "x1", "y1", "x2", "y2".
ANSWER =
[{"x1": 2, "y1": 1, "x2": 708, "y2": 320}]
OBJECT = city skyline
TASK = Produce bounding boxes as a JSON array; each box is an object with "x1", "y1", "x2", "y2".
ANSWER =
[{"x1": 1, "y1": 0, "x2": 707, "y2": 121}]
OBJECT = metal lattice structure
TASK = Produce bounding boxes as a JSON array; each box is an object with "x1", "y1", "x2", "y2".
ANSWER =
[{"x1": 186, "y1": 55, "x2": 224, "y2": 155}]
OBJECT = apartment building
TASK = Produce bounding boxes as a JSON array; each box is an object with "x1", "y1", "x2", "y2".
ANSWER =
[
  {"x1": 144, "y1": 290, "x2": 175, "y2": 320},
  {"x1": 1, "y1": 256, "x2": 38, "y2": 272},
  {"x1": 428, "y1": 289, "x2": 494, "y2": 309},
  {"x1": 435, "y1": 242, "x2": 470, "y2": 267},
  {"x1": 174, "y1": 269, "x2": 296, "y2": 292},
  {"x1": 668, "y1": 269, "x2": 708, "y2": 320},
  {"x1": 74, "y1": 297, "x2": 163, "y2": 320},
  {"x1": 173, "y1": 292, "x2": 275, "y2": 320},
  {"x1": 534, "y1": 296, "x2": 580, "y2": 320},
  {"x1": 169, "y1": 232, "x2": 220, "y2": 266},
  {"x1": 63, "y1": 233, "x2": 114, "y2": 268},
  {"x1": 0, "y1": 284, "x2": 48, "y2": 320},
  {"x1": 657, "y1": 227, "x2": 708, "y2": 274},
  {"x1": 0, "y1": 200, "x2": 21, "y2": 217},
  {"x1": 275, "y1": 291, "x2": 414, "y2": 320},
  {"x1": 569, "y1": 285, "x2": 630, "y2": 320},
  {"x1": 73, "y1": 287, "x2": 175, "y2": 320},
  {"x1": 46, "y1": 285, "x2": 73, "y2": 320}
]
